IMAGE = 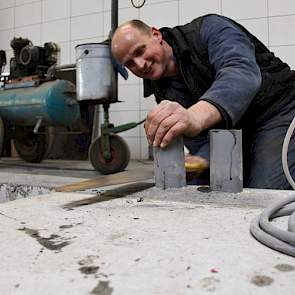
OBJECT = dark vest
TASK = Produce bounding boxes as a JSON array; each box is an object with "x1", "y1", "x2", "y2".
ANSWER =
[{"x1": 144, "y1": 14, "x2": 295, "y2": 127}]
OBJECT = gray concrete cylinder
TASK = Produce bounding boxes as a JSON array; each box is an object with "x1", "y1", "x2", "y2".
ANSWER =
[
  {"x1": 210, "y1": 129, "x2": 243, "y2": 193},
  {"x1": 153, "y1": 136, "x2": 186, "y2": 189}
]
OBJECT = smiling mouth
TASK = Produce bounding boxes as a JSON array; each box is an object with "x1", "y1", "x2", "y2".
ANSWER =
[
  {"x1": 142, "y1": 67, "x2": 151, "y2": 75},
  {"x1": 142, "y1": 62, "x2": 154, "y2": 75}
]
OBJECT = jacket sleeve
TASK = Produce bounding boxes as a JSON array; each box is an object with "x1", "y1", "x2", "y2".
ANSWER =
[{"x1": 199, "y1": 15, "x2": 262, "y2": 127}]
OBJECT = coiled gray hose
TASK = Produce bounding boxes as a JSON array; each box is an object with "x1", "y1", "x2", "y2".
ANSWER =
[{"x1": 250, "y1": 116, "x2": 295, "y2": 257}]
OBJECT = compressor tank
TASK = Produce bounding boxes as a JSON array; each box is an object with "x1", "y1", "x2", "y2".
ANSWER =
[{"x1": 0, "y1": 79, "x2": 80, "y2": 126}]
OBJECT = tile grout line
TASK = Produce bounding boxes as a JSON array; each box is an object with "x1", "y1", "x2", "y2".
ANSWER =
[
  {"x1": 69, "y1": 0, "x2": 72, "y2": 63},
  {"x1": 267, "y1": 0, "x2": 270, "y2": 47},
  {"x1": 40, "y1": 0, "x2": 43, "y2": 44}
]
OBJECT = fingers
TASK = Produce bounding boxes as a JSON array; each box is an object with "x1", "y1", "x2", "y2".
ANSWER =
[
  {"x1": 145, "y1": 109, "x2": 173, "y2": 145},
  {"x1": 144, "y1": 100, "x2": 173, "y2": 145},
  {"x1": 145, "y1": 100, "x2": 192, "y2": 148},
  {"x1": 160, "y1": 124, "x2": 184, "y2": 148},
  {"x1": 153, "y1": 114, "x2": 186, "y2": 148}
]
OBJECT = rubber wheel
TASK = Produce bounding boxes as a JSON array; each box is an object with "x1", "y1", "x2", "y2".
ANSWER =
[
  {"x1": 13, "y1": 126, "x2": 48, "y2": 163},
  {"x1": 89, "y1": 134, "x2": 130, "y2": 174}
]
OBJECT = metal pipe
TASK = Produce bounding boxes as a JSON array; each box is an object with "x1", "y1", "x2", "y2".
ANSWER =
[
  {"x1": 111, "y1": 0, "x2": 118, "y2": 35},
  {"x1": 47, "y1": 63, "x2": 76, "y2": 78},
  {"x1": 53, "y1": 63, "x2": 76, "y2": 71},
  {"x1": 33, "y1": 117, "x2": 43, "y2": 133},
  {"x1": 91, "y1": 105, "x2": 100, "y2": 143},
  {"x1": 110, "y1": 0, "x2": 118, "y2": 102}
]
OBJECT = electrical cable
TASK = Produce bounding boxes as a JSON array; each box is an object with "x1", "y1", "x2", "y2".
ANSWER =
[
  {"x1": 282, "y1": 115, "x2": 295, "y2": 189},
  {"x1": 250, "y1": 116, "x2": 295, "y2": 257}
]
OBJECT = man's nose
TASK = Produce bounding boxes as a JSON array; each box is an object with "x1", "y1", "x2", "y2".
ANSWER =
[{"x1": 134, "y1": 57, "x2": 145, "y2": 69}]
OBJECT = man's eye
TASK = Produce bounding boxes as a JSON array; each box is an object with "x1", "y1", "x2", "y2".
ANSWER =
[{"x1": 135, "y1": 47, "x2": 145, "y2": 56}]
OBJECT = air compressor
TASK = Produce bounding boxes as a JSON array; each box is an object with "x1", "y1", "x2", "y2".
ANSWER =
[
  {"x1": 0, "y1": 36, "x2": 139, "y2": 174},
  {"x1": 0, "y1": 0, "x2": 144, "y2": 174},
  {"x1": 0, "y1": 37, "x2": 81, "y2": 163}
]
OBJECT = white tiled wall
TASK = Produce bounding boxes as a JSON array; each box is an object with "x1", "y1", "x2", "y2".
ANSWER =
[{"x1": 0, "y1": 0, "x2": 295, "y2": 159}]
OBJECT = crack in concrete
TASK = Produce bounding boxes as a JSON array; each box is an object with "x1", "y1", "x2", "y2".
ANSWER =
[{"x1": 0, "y1": 211, "x2": 19, "y2": 221}]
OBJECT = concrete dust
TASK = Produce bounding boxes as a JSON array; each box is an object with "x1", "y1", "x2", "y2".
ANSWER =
[{"x1": 126, "y1": 185, "x2": 294, "y2": 209}]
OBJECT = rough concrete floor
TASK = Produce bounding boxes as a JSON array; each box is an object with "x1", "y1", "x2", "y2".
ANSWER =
[
  {"x1": 0, "y1": 158, "x2": 294, "y2": 294},
  {"x1": 0, "y1": 157, "x2": 152, "y2": 187},
  {"x1": 0, "y1": 158, "x2": 153, "y2": 202}
]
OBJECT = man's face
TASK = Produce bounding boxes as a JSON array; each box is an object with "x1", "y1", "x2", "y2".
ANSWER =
[{"x1": 112, "y1": 26, "x2": 168, "y2": 80}]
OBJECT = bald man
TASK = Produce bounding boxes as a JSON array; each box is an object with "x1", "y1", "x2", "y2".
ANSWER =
[{"x1": 111, "y1": 14, "x2": 295, "y2": 189}]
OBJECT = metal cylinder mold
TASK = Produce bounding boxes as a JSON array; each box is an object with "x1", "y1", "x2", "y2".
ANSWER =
[
  {"x1": 153, "y1": 136, "x2": 186, "y2": 189},
  {"x1": 75, "y1": 43, "x2": 112, "y2": 101},
  {"x1": 210, "y1": 129, "x2": 243, "y2": 193}
]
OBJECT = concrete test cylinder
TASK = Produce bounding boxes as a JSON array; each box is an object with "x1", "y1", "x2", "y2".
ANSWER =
[
  {"x1": 153, "y1": 136, "x2": 186, "y2": 189},
  {"x1": 75, "y1": 43, "x2": 112, "y2": 101},
  {"x1": 210, "y1": 129, "x2": 243, "y2": 193}
]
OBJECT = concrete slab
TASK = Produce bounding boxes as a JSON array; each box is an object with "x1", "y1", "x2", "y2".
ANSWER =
[{"x1": 0, "y1": 185, "x2": 294, "y2": 295}]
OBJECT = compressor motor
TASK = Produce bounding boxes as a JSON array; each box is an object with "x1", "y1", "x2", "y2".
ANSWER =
[{"x1": 9, "y1": 37, "x2": 60, "y2": 79}]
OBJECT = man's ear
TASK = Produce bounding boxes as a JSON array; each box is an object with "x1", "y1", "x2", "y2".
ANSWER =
[{"x1": 151, "y1": 27, "x2": 163, "y2": 44}]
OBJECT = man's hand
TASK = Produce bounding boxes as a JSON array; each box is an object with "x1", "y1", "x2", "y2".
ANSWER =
[
  {"x1": 144, "y1": 100, "x2": 202, "y2": 148},
  {"x1": 144, "y1": 100, "x2": 222, "y2": 148}
]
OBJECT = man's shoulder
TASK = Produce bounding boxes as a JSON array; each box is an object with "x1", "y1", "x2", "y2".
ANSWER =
[
  {"x1": 164, "y1": 14, "x2": 232, "y2": 34},
  {"x1": 159, "y1": 14, "x2": 233, "y2": 32},
  {"x1": 199, "y1": 14, "x2": 244, "y2": 42},
  {"x1": 186, "y1": 14, "x2": 229, "y2": 27},
  {"x1": 197, "y1": 14, "x2": 236, "y2": 29}
]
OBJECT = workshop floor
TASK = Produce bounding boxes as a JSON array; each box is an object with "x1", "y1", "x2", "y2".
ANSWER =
[
  {"x1": 0, "y1": 157, "x2": 154, "y2": 187},
  {"x1": 0, "y1": 158, "x2": 294, "y2": 295}
]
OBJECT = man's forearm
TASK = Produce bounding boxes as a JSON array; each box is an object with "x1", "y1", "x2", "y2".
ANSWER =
[{"x1": 186, "y1": 100, "x2": 222, "y2": 136}]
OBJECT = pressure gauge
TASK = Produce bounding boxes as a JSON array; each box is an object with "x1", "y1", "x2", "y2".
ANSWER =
[{"x1": 131, "y1": 0, "x2": 146, "y2": 8}]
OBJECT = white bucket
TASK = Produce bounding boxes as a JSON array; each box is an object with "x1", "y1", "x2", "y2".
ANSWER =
[{"x1": 75, "y1": 43, "x2": 112, "y2": 101}]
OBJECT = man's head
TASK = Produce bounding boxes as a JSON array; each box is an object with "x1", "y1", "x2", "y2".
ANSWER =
[{"x1": 111, "y1": 20, "x2": 174, "y2": 80}]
